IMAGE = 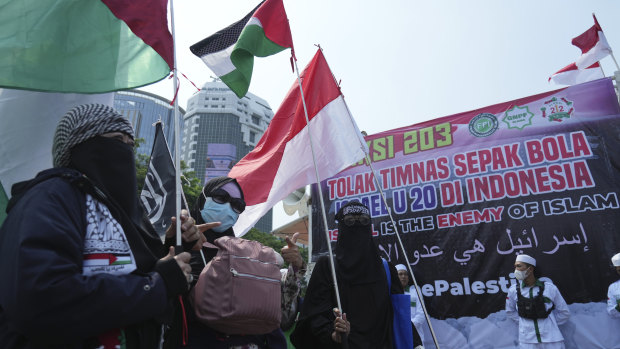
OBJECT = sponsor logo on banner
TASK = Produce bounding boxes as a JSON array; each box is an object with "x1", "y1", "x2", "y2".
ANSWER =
[
  {"x1": 502, "y1": 105, "x2": 534, "y2": 130},
  {"x1": 541, "y1": 97, "x2": 574, "y2": 122},
  {"x1": 469, "y1": 113, "x2": 499, "y2": 137}
]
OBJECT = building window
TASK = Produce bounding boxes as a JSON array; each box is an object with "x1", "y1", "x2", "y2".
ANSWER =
[
  {"x1": 251, "y1": 115, "x2": 260, "y2": 125},
  {"x1": 192, "y1": 144, "x2": 197, "y2": 150},
  {"x1": 193, "y1": 135, "x2": 197, "y2": 141},
  {"x1": 211, "y1": 105, "x2": 218, "y2": 108},
  {"x1": 249, "y1": 131, "x2": 256, "y2": 143},
  {"x1": 213, "y1": 97, "x2": 219, "y2": 100}
]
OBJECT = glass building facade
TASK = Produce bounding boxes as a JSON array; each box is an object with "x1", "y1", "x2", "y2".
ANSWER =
[
  {"x1": 114, "y1": 90, "x2": 185, "y2": 157},
  {"x1": 182, "y1": 81, "x2": 274, "y2": 233}
]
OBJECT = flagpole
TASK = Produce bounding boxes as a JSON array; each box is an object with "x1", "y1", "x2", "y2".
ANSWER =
[
  {"x1": 178, "y1": 177, "x2": 208, "y2": 266},
  {"x1": 292, "y1": 54, "x2": 348, "y2": 348},
  {"x1": 611, "y1": 53, "x2": 620, "y2": 71},
  {"x1": 320, "y1": 46, "x2": 441, "y2": 347},
  {"x1": 169, "y1": 0, "x2": 183, "y2": 248}
]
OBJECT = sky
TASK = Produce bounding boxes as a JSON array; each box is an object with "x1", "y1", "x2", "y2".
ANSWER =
[{"x1": 140, "y1": 0, "x2": 620, "y2": 230}]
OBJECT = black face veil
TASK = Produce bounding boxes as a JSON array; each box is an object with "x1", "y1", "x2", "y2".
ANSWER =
[
  {"x1": 335, "y1": 201, "x2": 384, "y2": 284},
  {"x1": 334, "y1": 201, "x2": 393, "y2": 348}
]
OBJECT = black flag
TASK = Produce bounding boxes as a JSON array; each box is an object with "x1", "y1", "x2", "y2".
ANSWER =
[{"x1": 140, "y1": 122, "x2": 177, "y2": 240}]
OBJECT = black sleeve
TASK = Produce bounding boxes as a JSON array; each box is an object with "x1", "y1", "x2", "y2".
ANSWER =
[{"x1": 291, "y1": 257, "x2": 340, "y2": 349}]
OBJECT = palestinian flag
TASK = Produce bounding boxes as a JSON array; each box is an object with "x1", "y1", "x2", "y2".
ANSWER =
[
  {"x1": 83, "y1": 253, "x2": 133, "y2": 267},
  {"x1": 190, "y1": 0, "x2": 294, "y2": 98},
  {"x1": 0, "y1": 0, "x2": 173, "y2": 93}
]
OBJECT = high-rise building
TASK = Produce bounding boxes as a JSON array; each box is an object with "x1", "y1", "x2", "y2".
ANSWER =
[
  {"x1": 182, "y1": 81, "x2": 274, "y2": 232},
  {"x1": 114, "y1": 90, "x2": 184, "y2": 156}
]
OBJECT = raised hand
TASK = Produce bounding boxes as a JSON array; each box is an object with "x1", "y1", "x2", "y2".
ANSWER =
[{"x1": 281, "y1": 232, "x2": 303, "y2": 269}]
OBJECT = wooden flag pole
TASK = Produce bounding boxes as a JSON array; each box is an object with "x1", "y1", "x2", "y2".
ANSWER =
[{"x1": 292, "y1": 51, "x2": 349, "y2": 349}]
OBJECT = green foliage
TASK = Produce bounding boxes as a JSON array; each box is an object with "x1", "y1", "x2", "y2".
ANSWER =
[
  {"x1": 134, "y1": 138, "x2": 149, "y2": 194},
  {"x1": 180, "y1": 161, "x2": 203, "y2": 211},
  {"x1": 134, "y1": 137, "x2": 204, "y2": 211},
  {"x1": 244, "y1": 228, "x2": 310, "y2": 268},
  {"x1": 244, "y1": 228, "x2": 286, "y2": 250}
]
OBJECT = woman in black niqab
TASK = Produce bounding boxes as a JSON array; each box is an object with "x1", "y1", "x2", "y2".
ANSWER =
[{"x1": 291, "y1": 201, "x2": 403, "y2": 349}]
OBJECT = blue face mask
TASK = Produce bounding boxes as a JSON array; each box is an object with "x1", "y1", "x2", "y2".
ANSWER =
[{"x1": 200, "y1": 197, "x2": 240, "y2": 233}]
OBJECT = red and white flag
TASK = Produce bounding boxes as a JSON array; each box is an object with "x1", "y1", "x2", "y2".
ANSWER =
[
  {"x1": 572, "y1": 14, "x2": 612, "y2": 69},
  {"x1": 229, "y1": 49, "x2": 367, "y2": 235},
  {"x1": 549, "y1": 62, "x2": 604, "y2": 85}
]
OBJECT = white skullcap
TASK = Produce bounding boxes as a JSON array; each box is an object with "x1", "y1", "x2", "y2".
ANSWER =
[
  {"x1": 395, "y1": 264, "x2": 407, "y2": 271},
  {"x1": 516, "y1": 254, "x2": 536, "y2": 267},
  {"x1": 274, "y1": 251, "x2": 284, "y2": 267},
  {"x1": 612, "y1": 253, "x2": 620, "y2": 267}
]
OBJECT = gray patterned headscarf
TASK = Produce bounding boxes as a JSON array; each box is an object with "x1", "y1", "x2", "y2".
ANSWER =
[{"x1": 52, "y1": 104, "x2": 134, "y2": 167}]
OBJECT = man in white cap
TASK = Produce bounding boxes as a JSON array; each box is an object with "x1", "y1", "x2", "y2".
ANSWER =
[
  {"x1": 396, "y1": 264, "x2": 425, "y2": 349},
  {"x1": 505, "y1": 254, "x2": 570, "y2": 348},
  {"x1": 607, "y1": 252, "x2": 620, "y2": 318}
]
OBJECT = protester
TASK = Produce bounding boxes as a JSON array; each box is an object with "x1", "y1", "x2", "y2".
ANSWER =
[
  {"x1": 178, "y1": 176, "x2": 306, "y2": 348},
  {"x1": 505, "y1": 254, "x2": 570, "y2": 348},
  {"x1": 396, "y1": 264, "x2": 425, "y2": 348},
  {"x1": 607, "y1": 252, "x2": 620, "y2": 318},
  {"x1": 291, "y1": 201, "x2": 408, "y2": 348},
  {"x1": 0, "y1": 104, "x2": 199, "y2": 348}
]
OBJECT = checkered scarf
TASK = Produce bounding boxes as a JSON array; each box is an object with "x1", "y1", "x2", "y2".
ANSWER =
[{"x1": 52, "y1": 104, "x2": 134, "y2": 167}]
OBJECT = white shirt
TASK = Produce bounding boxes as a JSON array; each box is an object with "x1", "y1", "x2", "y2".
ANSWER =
[
  {"x1": 505, "y1": 279, "x2": 570, "y2": 344},
  {"x1": 405, "y1": 286, "x2": 426, "y2": 343},
  {"x1": 607, "y1": 279, "x2": 620, "y2": 319}
]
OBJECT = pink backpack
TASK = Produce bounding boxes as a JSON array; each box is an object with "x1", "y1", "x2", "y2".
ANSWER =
[{"x1": 192, "y1": 236, "x2": 282, "y2": 335}]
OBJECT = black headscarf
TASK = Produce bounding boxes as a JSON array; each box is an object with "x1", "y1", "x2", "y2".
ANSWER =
[
  {"x1": 188, "y1": 176, "x2": 246, "y2": 281},
  {"x1": 192, "y1": 176, "x2": 243, "y2": 244},
  {"x1": 292, "y1": 202, "x2": 395, "y2": 349},
  {"x1": 335, "y1": 202, "x2": 384, "y2": 284}
]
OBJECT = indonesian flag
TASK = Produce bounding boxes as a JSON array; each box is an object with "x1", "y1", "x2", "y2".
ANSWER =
[
  {"x1": 549, "y1": 62, "x2": 604, "y2": 85},
  {"x1": 572, "y1": 14, "x2": 612, "y2": 69},
  {"x1": 190, "y1": 0, "x2": 294, "y2": 98},
  {"x1": 229, "y1": 49, "x2": 367, "y2": 236}
]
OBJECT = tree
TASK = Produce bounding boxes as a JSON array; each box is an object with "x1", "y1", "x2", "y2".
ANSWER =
[{"x1": 244, "y1": 228, "x2": 309, "y2": 269}]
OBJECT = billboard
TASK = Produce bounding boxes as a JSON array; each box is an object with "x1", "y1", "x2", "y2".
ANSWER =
[
  {"x1": 311, "y1": 78, "x2": 620, "y2": 348},
  {"x1": 204, "y1": 143, "x2": 237, "y2": 183}
]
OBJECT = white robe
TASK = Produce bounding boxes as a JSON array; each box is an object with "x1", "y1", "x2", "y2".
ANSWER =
[
  {"x1": 505, "y1": 279, "x2": 570, "y2": 347},
  {"x1": 607, "y1": 279, "x2": 620, "y2": 319},
  {"x1": 405, "y1": 286, "x2": 426, "y2": 343}
]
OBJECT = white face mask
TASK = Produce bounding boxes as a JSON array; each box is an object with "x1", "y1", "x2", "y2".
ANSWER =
[{"x1": 514, "y1": 268, "x2": 529, "y2": 281}]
